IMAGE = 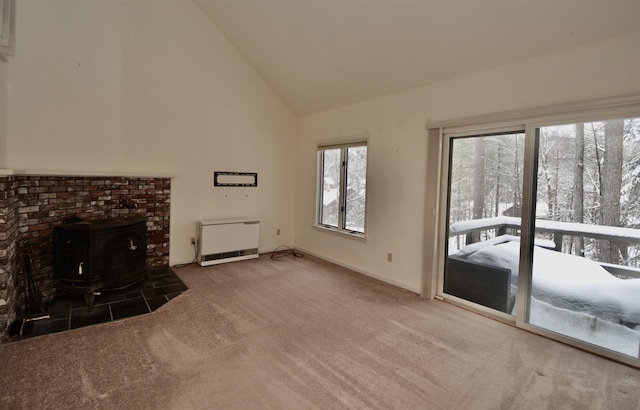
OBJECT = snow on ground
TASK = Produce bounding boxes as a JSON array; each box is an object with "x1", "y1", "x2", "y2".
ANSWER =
[{"x1": 529, "y1": 298, "x2": 640, "y2": 358}]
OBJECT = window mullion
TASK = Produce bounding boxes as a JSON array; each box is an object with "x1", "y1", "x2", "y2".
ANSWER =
[{"x1": 339, "y1": 148, "x2": 347, "y2": 230}]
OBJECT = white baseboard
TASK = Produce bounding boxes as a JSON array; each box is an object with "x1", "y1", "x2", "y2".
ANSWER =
[{"x1": 294, "y1": 246, "x2": 421, "y2": 294}]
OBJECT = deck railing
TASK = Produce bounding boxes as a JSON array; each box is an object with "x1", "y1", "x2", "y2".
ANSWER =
[{"x1": 449, "y1": 216, "x2": 640, "y2": 279}]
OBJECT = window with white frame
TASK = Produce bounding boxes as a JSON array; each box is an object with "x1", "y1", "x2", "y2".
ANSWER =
[
  {"x1": 0, "y1": 0, "x2": 16, "y2": 63},
  {"x1": 317, "y1": 141, "x2": 367, "y2": 235}
]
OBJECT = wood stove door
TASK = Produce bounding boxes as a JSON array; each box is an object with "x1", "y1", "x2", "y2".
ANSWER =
[
  {"x1": 59, "y1": 242, "x2": 88, "y2": 284},
  {"x1": 96, "y1": 229, "x2": 147, "y2": 289}
]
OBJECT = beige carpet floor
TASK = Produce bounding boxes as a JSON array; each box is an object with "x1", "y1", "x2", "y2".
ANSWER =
[{"x1": 1, "y1": 253, "x2": 639, "y2": 409}]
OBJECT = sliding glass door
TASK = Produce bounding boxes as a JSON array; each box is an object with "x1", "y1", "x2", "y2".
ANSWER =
[
  {"x1": 437, "y1": 108, "x2": 640, "y2": 366},
  {"x1": 444, "y1": 130, "x2": 525, "y2": 316},
  {"x1": 528, "y1": 119, "x2": 640, "y2": 358}
]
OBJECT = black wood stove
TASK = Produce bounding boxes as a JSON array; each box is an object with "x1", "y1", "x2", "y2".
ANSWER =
[{"x1": 53, "y1": 217, "x2": 148, "y2": 310}]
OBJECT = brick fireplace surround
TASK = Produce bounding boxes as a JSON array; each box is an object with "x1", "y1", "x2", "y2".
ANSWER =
[{"x1": 0, "y1": 174, "x2": 171, "y2": 343}]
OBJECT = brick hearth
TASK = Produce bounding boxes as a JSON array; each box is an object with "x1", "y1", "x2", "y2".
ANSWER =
[{"x1": 0, "y1": 175, "x2": 171, "y2": 342}]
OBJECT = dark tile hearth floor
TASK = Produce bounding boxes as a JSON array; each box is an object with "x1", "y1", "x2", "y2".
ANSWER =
[{"x1": 10, "y1": 267, "x2": 188, "y2": 341}]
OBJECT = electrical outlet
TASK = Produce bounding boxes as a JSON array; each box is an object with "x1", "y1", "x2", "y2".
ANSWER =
[
  {"x1": 190, "y1": 237, "x2": 196, "y2": 245},
  {"x1": 387, "y1": 253, "x2": 393, "y2": 262},
  {"x1": 277, "y1": 228, "x2": 281, "y2": 235}
]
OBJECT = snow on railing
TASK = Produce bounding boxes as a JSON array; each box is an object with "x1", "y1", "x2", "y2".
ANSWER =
[{"x1": 449, "y1": 216, "x2": 640, "y2": 244}]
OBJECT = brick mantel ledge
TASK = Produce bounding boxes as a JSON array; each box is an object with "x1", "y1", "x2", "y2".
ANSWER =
[{"x1": 0, "y1": 169, "x2": 176, "y2": 178}]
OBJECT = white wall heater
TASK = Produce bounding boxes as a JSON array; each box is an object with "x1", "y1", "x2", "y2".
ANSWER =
[{"x1": 197, "y1": 218, "x2": 260, "y2": 266}]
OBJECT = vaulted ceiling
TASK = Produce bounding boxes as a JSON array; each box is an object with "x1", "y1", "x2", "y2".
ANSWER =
[{"x1": 195, "y1": 0, "x2": 640, "y2": 116}]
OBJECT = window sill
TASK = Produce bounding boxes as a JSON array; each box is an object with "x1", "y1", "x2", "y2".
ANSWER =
[{"x1": 312, "y1": 224, "x2": 367, "y2": 242}]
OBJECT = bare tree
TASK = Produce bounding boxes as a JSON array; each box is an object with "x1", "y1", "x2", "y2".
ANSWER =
[
  {"x1": 573, "y1": 123, "x2": 585, "y2": 256},
  {"x1": 469, "y1": 138, "x2": 485, "y2": 243},
  {"x1": 599, "y1": 119, "x2": 625, "y2": 264},
  {"x1": 539, "y1": 132, "x2": 557, "y2": 220}
]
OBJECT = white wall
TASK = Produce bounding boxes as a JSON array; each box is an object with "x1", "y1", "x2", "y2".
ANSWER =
[
  {"x1": 295, "y1": 32, "x2": 640, "y2": 294},
  {"x1": 6, "y1": 0, "x2": 125, "y2": 171},
  {"x1": 6, "y1": 0, "x2": 297, "y2": 264}
]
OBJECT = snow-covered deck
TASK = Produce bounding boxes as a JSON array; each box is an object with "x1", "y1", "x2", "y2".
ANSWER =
[
  {"x1": 447, "y1": 221, "x2": 640, "y2": 357},
  {"x1": 453, "y1": 239, "x2": 640, "y2": 357}
]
